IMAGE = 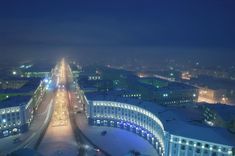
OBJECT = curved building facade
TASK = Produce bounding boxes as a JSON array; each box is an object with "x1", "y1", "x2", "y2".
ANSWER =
[
  {"x1": 85, "y1": 95, "x2": 235, "y2": 156},
  {"x1": 87, "y1": 100, "x2": 167, "y2": 156}
]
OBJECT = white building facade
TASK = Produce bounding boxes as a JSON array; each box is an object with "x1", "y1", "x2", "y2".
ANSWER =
[
  {"x1": 86, "y1": 99, "x2": 235, "y2": 156},
  {"x1": 0, "y1": 97, "x2": 34, "y2": 138}
]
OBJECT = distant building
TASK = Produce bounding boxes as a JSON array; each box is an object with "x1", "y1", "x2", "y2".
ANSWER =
[
  {"x1": 78, "y1": 75, "x2": 112, "y2": 93},
  {"x1": 101, "y1": 90, "x2": 142, "y2": 100},
  {"x1": 19, "y1": 63, "x2": 53, "y2": 78},
  {"x1": 79, "y1": 67, "x2": 199, "y2": 106},
  {"x1": 152, "y1": 82, "x2": 199, "y2": 106},
  {"x1": 181, "y1": 71, "x2": 192, "y2": 80},
  {"x1": 201, "y1": 103, "x2": 235, "y2": 131},
  {"x1": 188, "y1": 69, "x2": 230, "y2": 80},
  {"x1": 181, "y1": 74, "x2": 235, "y2": 104},
  {"x1": 198, "y1": 88, "x2": 228, "y2": 104},
  {"x1": 133, "y1": 77, "x2": 199, "y2": 106},
  {"x1": 0, "y1": 78, "x2": 45, "y2": 108},
  {"x1": 0, "y1": 79, "x2": 27, "y2": 89},
  {"x1": 69, "y1": 63, "x2": 81, "y2": 78}
]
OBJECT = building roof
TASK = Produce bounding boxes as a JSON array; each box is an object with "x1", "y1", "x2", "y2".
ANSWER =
[
  {"x1": 86, "y1": 92, "x2": 235, "y2": 146},
  {"x1": 139, "y1": 77, "x2": 196, "y2": 90},
  {"x1": 189, "y1": 75, "x2": 235, "y2": 90},
  {"x1": 202, "y1": 103, "x2": 235, "y2": 121},
  {"x1": 0, "y1": 95, "x2": 31, "y2": 109},
  {"x1": 161, "y1": 82, "x2": 196, "y2": 90},
  {"x1": 0, "y1": 78, "x2": 41, "y2": 94},
  {"x1": 0, "y1": 76, "x2": 27, "y2": 81},
  {"x1": 21, "y1": 63, "x2": 53, "y2": 73}
]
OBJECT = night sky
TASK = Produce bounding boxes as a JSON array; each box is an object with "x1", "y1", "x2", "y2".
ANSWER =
[{"x1": 0, "y1": 0, "x2": 235, "y2": 67}]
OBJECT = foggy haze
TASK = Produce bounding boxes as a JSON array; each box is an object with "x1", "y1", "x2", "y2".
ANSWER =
[{"x1": 0, "y1": 0, "x2": 234, "y2": 67}]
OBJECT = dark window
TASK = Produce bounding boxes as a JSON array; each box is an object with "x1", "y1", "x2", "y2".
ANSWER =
[
  {"x1": 181, "y1": 145, "x2": 186, "y2": 150},
  {"x1": 205, "y1": 144, "x2": 209, "y2": 149},
  {"x1": 189, "y1": 141, "x2": 194, "y2": 145},
  {"x1": 196, "y1": 148, "x2": 201, "y2": 153}
]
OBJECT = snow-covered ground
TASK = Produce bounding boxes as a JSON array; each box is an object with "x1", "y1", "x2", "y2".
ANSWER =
[{"x1": 75, "y1": 113, "x2": 158, "y2": 156}]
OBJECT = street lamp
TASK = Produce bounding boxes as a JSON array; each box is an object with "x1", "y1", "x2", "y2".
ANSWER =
[{"x1": 12, "y1": 71, "x2": 17, "y2": 75}]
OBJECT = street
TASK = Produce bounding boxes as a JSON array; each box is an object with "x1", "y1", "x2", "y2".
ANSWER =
[{"x1": 37, "y1": 59, "x2": 79, "y2": 156}]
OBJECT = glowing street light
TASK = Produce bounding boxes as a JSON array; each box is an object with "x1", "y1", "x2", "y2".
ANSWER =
[{"x1": 12, "y1": 71, "x2": 17, "y2": 75}]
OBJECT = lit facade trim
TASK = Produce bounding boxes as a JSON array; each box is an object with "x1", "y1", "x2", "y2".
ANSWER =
[{"x1": 86, "y1": 99, "x2": 235, "y2": 156}]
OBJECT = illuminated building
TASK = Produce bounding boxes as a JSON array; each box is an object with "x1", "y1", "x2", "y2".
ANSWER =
[
  {"x1": 84, "y1": 93, "x2": 235, "y2": 156},
  {"x1": 0, "y1": 79, "x2": 27, "y2": 90},
  {"x1": 19, "y1": 63, "x2": 53, "y2": 78},
  {"x1": 181, "y1": 71, "x2": 192, "y2": 80},
  {"x1": 0, "y1": 79, "x2": 46, "y2": 138},
  {"x1": 134, "y1": 79, "x2": 199, "y2": 106},
  {"x1": 78, "y1": 66, "x2": 199, "y2": 106},
  {"x1": 69, "y1": 63, "x2": 81, "y2": 78},
  {"x1": 202, "y1": 103, "x2": 235, "y2": 131},
  {"x1": 198, "y1": 88, "x2": 228, "y2": 104},
  {"x1": 0, "y1": 96, "x2": 34, "y2": 137}
]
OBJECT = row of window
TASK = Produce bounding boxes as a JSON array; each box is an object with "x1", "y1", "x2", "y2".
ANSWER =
[
  {"x1": 92, "y1": 104, "x2": 164, "y2": 131},
  {"x1": 91, "y1": 101, "x2": 166, "y2": 150},
  {"x1": 122, "y1": 94, "x2": 141, "y2": 98},
  {"x1": 94, "y1": 119, "x2": 165, "y2": 156},
  {"x1": 93, "y1": 101, "x2": 164, "y2": 130},
  {"x1": 0, "y1": 107, "x2": 20, "y2": 114},
  {"x1": 93, "y1": 109, "x2": 164, "y2": 138},
  {"x1": 0, "y1": 121, "x2": 22, "y2": 129},
  {"x1": 163, "y1": 99, "x2": 192, "y2": 105},
  {"x1": 170, "y1": 136, "x2": 233, "y2": 155},
  {"x1": 1, "y1": 112, "x2": 21, "y2": 121}
]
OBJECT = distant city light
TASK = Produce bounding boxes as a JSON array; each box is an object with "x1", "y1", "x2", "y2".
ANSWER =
[
  {"x1": 25, "y1": 65, "x2": 32, "y2": 69},
  {"x1": 44, "y1": 78, "x2": 49, "y2": 83},
  {"x1": 228, "y1": 151, "x2": 232, "y2": 154},
  {"x1": 84, "y1": 145, "x2": 90, "y2": 149},
  {"x1": 12, "y1": 71, "x2": 17, "y2": 75},
  {"x1": 163, "y1": 93, "x2": 168, "y2": 97},
  {"x1": 20, "y1": 65, "x2": 25, "y2": 68}
]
